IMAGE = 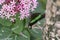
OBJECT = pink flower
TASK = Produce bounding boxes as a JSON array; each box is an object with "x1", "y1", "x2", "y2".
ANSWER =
[
  {"x1": 0, "y1": 0, "x2": 38, "y2": 21},
  {"x1": 0, "y1": 0, "x2": 5, "y2": 5}
]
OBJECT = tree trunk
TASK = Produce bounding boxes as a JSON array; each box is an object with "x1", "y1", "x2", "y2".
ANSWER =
[{"x1": 43, "y1": 0, "x2": 60, "y2": 40}]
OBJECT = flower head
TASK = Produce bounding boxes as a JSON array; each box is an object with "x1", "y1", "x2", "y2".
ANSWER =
[{"x1": 0, "y1": 0, "x2": 38, "y2": 21}]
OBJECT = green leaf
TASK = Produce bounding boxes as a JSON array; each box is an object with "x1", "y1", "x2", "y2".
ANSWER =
[
  {"x1": 12, "y1": 14, "x2": 25, "y2": 34},
  {"x1": 38, "y1": 18, "x2": 45, "y2": 26},
  {"x1": 12, "y1": 20, "x2": 25, "y2": 34},
  {"x1": 0, "y1": 26, "x2": 12, "y2": 40},
  {"x1": 0, "y1": 18, "x2": 12, "y2": 26},
  {"x1": 10, "y1": 30, "x2": 30, "y2": 40},
  {"x1": 30, "y1": 14, "x2": 41, "y2": 23},
  {"x1": 29, "y1": 28, "x2": 43, "y2": 40},
  {"x1": 0, "y1": 25, "x2": 30, "y2": 40},
  {"x1": 20, "y1": 30, "x2": 30, "y2": 40}
]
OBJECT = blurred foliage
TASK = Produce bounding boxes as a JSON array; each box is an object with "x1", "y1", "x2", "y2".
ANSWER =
[
  {"x1": 0, "y1": 18, "x2": 12, "y2": 26},
  {"x1": 32, "y1": 0, "x2": 47, "y2": 13},
  {"x1": 0, "y1": 0, "x2": 47, "y2": 40}
]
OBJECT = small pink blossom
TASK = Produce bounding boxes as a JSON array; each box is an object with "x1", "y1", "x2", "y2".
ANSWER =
[
  {"x1": 0, "y1": 0, "x2": 38, "y2": 21},
  {"x1": 0, "y1": 0, "x2": 5, "y2": 5}
]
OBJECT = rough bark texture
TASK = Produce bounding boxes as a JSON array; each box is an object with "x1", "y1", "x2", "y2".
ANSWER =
[{"x1": 43, "y1": 0, "x2": 60, "y2": 40}]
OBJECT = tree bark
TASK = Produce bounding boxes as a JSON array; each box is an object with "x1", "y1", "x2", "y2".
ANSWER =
[{"x1": 43, "y1": 0, "x2": 60, "y2": 40}]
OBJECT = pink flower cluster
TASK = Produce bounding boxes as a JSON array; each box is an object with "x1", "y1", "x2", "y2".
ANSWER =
[{"x1": 0, "y1": 0, "x2": 38, "y2": 21}]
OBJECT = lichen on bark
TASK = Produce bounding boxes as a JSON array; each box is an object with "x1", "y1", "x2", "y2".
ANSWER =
[{"x1": 43, "y1": 0, "x2": 60, "y2": 40}]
